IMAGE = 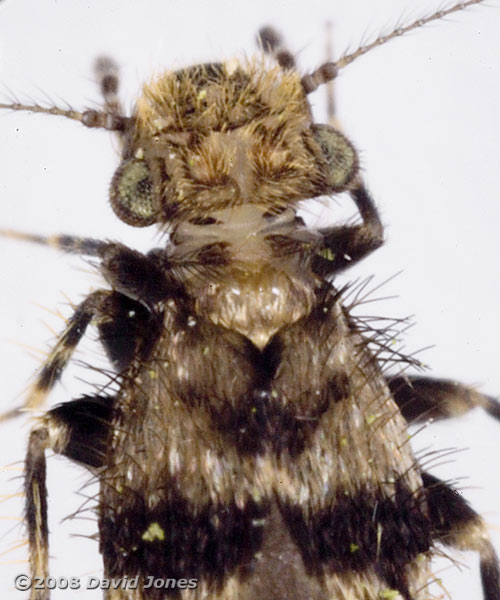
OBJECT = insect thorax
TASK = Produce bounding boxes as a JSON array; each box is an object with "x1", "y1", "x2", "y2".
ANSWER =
[
  {"x1": 110, "y1": 59, "x2": 357, "y2": 348},
  {"x1": 167, "y1": 204, "x2": 321, "y2": 347}
]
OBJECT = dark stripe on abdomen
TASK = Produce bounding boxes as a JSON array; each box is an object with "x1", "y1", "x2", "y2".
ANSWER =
[
  {"x1": 281, "y1": 481, "x2": 431, "y2": 598},
  {"x1": 99, "y1": 490, "x2": 268, "y2": 596}
]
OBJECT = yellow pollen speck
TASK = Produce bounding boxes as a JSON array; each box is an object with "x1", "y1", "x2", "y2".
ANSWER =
[
  {"x1": 142, "y1": 522, "x2": 165, "y2": 542},
  {"x1": 251, "y1": 489, "x2": 262, "y2": 502},
  {"x1": 318, "y1": 248, "x2": 335, "y2": 261},
  {"x1": 380, "y1": 590, "x2": 400, "y2": 600}
]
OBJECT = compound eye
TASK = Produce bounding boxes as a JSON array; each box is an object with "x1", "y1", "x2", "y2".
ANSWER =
[
  {"x1": 110, "y1": 159, "x2": 157, "y2": 226},
  {"x1": 312, "y1": 124, "x2": 358, "y2": 192}
]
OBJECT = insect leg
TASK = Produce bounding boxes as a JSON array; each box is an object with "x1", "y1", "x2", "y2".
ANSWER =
[
  {"x1": 387, "y1": 375, "x2": 500, "y2": 424},
  {"x1": 1, "y1": 231, "x2": 177, "y2": 420},
  {"x1": 313, "y1": 181, "x2": 384, "y2": 276},
  {"x1": 0, "y1": 230, "x2": 183, "y2": 305},
  {"x1": 2, "y1": 290, "x2": 112, "y2": 420},
  {"x1": 46, "y1": 395, "x2": 113, "y2": 467},
  {"x1": 423, "y1": 472, "x2": 500, "y2": 600},
  {"x1": 25, "y1": 425, "x2": 50, "y2": 600},
  {"x1": 4, "y1": 281, "x2": 168, "y2": 421},
  {"x1": 97, "y1": 243, "x2": 184, "y2": 305},
  {"x1": 25, "y1": 395, "x2": 113, "y2": 600},
  {"x1": 95, "y1": 290, "x2": 164, "y2": 371},
  {"x1": 21, "y1": 287, "x2": 163, "y2": 593}
]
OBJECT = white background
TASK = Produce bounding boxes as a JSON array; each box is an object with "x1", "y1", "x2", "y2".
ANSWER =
[{"x1": 0, "y1": 0, "x2": 499, "y2": 598}]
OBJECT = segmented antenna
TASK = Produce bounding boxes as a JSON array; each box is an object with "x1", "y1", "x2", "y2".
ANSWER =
[
  {"x1": 257, "y1": 26, "x2": 297, "y2": 70},
  {"x1": 0, "y1": 100, "x2": 129, "y2": 131},
  {"x1": 301, "y1": 0, "x2": 486, "y2": 94},
  {"x1": 0, "y1": 0, "x2": 488, "y2": 126},
  {"x1": 0, "y1": 55, "x2": 129, "y2": 132}
]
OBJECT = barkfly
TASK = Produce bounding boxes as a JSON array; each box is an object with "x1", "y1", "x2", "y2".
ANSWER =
[{"x1": 1, "y1": 0, "x2": 500, "y2": 599}]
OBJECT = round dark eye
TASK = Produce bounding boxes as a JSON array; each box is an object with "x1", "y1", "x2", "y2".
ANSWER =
[
  {"x1": 312, "y1": 124, "x2": 358, "y2": 192},
  {"x1": 110, "y1": 158, "x2": 157, "y2": 226}
]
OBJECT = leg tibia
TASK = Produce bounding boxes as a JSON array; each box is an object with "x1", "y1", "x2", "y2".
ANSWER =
[{"x1": 25, "y1": 427, "x2": 50, "y2": 600}]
